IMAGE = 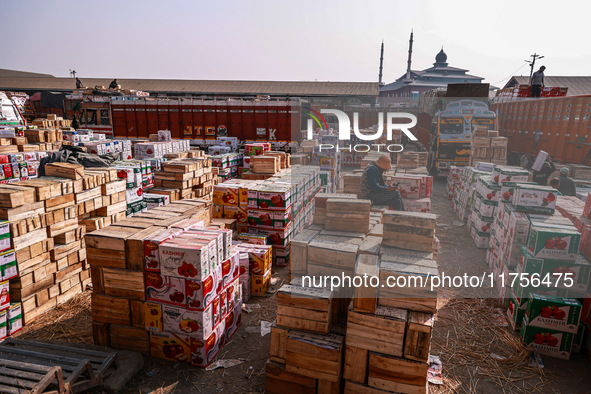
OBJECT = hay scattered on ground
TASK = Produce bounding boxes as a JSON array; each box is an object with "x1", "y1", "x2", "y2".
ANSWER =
[
  {"x1": 17, "y1": 290, "x2": 93, "y2": 344},
  {"x1": 431, "y1": 298, "x2": 552, "y2": 393}
]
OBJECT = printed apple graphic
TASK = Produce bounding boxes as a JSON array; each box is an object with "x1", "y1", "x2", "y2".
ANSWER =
[
  {"x1": 533, "y1": 333, "x2": 546, "y2": 344},
  {"x1": 540, "y1": 306, "x2": 554, "y2": 318},
  {"x1": 545, "y1": 335, "x2": 559, "y2": 347},
  {"x1": 552, "y1": 308, "x2": 566, "y2": 320}
]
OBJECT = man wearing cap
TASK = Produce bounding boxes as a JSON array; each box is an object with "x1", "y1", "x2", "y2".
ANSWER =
[
  {"x1": 530, "y1": 66, "x2": 545, "y2": 98},
  {"x1": 359, "y1": 154, "x2": 404, "y2": 210},
  {"x1": 558, "y1": 167, "x2": 576, "y2": 196}
]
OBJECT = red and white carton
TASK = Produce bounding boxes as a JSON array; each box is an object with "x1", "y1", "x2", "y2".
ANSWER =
[
  {"x1": 144, "y1": 229, "x2": 183, "y2": 273},
  {"x1": 186, "y1": 265, "x2": 221, "y2": 311},
  {"x1": 162, "y1": 302, "x2": 215, "y2": 340},
  {"x1": 225, "y1": 301, "x2": 242, "y2": 341},
  {"x1": 146, "y1": 273, "x2": 187, "y2": 308},
  {"x1": 190, "y1": 320, "x2": 226, "y2": 367},
  {"x1": 0, "y1": 280, "x2": 9, "y2": 311},
  {"x1": 403, "y1": 197, "x2": 431, "y2": 213},
  {"x1": 391, "y1": 176, "x2": 421, "y2": 199},
  {"x1": 159, "y1": 238, "x2": 213, "y2": 280},
  {"x1": 220, "y1": 250, "x2": 240, "y2": 289}
]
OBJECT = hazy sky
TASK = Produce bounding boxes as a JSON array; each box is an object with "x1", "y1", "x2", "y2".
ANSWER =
[{"x1": 2, "y1": 0, "x2": 590, "y2": 87}]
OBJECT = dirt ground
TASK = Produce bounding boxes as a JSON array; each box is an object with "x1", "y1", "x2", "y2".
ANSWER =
[{"x1": 17, "y1": 177, "x2": 591, "y2": 393}]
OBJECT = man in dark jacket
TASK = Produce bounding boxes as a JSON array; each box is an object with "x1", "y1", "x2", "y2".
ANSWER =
[
  {"x1": 109, "y1": 79, "x2": 119, "y2": 89},
  {"x1": 360, "y1": 154, "x2": 404, "y2": 210},
  {"x1": 558, "y1": 167, "x2": 577, "y2": 196},
  {"x1": 532, "y1": 158, "x2": 555, "y2": 185},
  {"x1": 75, "y1": 77, "x2": 83, "y2": 89}
]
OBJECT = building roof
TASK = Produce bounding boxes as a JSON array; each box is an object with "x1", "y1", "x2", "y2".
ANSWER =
[
  {"x1": 0, "y1": 68, "x2": 55, "y2": 78},
  {"x1": 504, "y1": 76, "x2": 591, "y2": 96},
  {"x1": 0, "y1": 72, "x2": 379, "y2": 97}
]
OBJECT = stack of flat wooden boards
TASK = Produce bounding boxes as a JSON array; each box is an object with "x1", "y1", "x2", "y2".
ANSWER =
[
  {"x1": 153, "y1": 157, "x2": 215, "y2": 200},
  {"x1": 251, "y1": 155, "x2": 280, "y2": 174},
  {"x1": 382, "y1": 211, "x2": 436, "y2": 252},
  {"x1": 325, "y1": 199, "x2": 371, "y2": 233},
  {"x1": 268, "y1": 283, "x2": 344, "y2": 393}
]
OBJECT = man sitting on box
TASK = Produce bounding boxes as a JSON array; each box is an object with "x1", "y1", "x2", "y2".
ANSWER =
[
  {"x1": 360, "y1": 154, "x2": 404, "y2": 211},
  {"x1": 558, "y1": 167, "x2": 577, "y2": 196}
]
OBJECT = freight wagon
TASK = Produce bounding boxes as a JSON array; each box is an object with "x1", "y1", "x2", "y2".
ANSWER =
[
  {"x1": 492, "y1": 95, "x2": 591, "y2": 165},
  {"x1": 62, "y1": 96, "x2": 303, "y2": 147}
]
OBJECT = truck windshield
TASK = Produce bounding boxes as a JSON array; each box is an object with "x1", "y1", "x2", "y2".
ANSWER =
[
  {"x1": 440, "y1": 118, "x2": 463, "y2": 134},
  {"x1": 1, "y1": 104, "x2": 18, "y2": 122}
]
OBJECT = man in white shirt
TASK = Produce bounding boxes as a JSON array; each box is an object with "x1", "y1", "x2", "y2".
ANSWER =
[{"x1": 530, "y1": 66, "x2": 545, "y2": 98}]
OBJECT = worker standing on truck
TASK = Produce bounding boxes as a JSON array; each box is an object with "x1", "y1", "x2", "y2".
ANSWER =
[
  {"x1": 530, "y1": 66, "x2": 545, "y2": 98},
  {"x1": 109, "y1": 79, "x2": 119, "y2": 89},
  {"x1": 75, "y1": 77, "x2": 83, "y2": 89},
  {"x1": 360, "y1": 154, "x2": 404, "y2": 211},
  {"x1": 558, "y1": 167, "x2": 577, "y2": 196}
]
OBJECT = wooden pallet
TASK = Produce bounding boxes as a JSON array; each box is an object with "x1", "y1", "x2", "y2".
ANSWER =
[{"x1": 0, "y1": 338, "x2": 116, "y2": 393}]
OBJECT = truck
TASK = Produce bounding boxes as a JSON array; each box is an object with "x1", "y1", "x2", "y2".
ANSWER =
[
  {"x1": 414, "y1": 84, "x2": 496, "y2": 175},
  {"x1": 0, "y1": 92, "x2": 25, "y2": 126}
]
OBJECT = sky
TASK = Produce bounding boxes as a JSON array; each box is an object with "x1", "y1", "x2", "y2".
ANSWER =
[{"x1": 2, "y1": 0, "x2": 590, "y2": 87}]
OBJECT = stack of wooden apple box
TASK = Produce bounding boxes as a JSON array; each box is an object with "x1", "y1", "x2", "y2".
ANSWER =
[
  {"x1": 245, "y1": 152, "x2": 290, "y2": 180},
  {"x1": 470, "y1": 127, "x2": 508, "y2": 166},
  {"x1": 344, "y1": 210, "x2": 438, "y2": 393},
  {"x1": 86, "y1": 198, "x2": 211, "y2": 354},
  {"x1": 267, "y1": 197, "x2": 439, "y2": 393},
  {"x1": 151, "y1": 157, "x2": 215, "y2": 202},
  {"x1": 4, "y1": 162, "x2": 121, "y2": 323}
]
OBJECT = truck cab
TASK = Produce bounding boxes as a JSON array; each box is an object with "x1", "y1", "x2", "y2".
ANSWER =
[
  {"x1": 0, "y1": 92, "x2": 24, "y2": 126},
  {"x1": 428, "y1": 99, "x2": 496, "y2": 175}
]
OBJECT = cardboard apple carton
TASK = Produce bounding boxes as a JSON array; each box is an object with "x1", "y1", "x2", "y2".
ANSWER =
[
  {"x1": 219, "y1": 251, "x2": 240, "y2": 289},
  {"x1": 202, "y1": 228, "x2": 232, "y2": 261},
  {"x1": 273, "y1": 245, "x2": 290, "y2": 267},
  {"x1": 471, "y1": 206, "x2": 494, "y2": 233},
  {"x1": 239, "y1": 245, "x2": 272, "y2": 275},
  {"x1": 144, "y1": 229, "x2": 182, "y2": 273},
  {"x1": 391, "y1": 176, "x2": 421, "y2": 199},
  {"x1": 251, "y1": 268, "x2": 271, "y2": 297},
  {"x1": 237, "y1": 233, "x2": 268, "y2": 245},
  {"x1": 512, "y1": 185, "x2": 557, "y2": 214},
  {"x1": 518, "y1": 247, "x2": 591, "y2": 292},
  {"x1": 248, "y1": 209, "x2": 274, "y2": 229},
  {"x1": 159, "y1": 238, "x2": 213, "y2": 280},
  {"x1": 572, "y1": 323, "x2": 585, "y2": 353},
  {"x1": 146, "y1": 273, "x2": 187, "y2": 308},
  {"x1": 245, "y1": 143, "x2": 266, "y2": 156},
  {"x1": 500, "y1": 181, "x2": 536, "y2": 202},
  {"x1": 1, "y1": 250, "x2": 16, "y2": 281},
  {"x1": 0, "y1": 310, "x2": 6, "y2": 340},
  {"x1": 252, "y1": 224, "x2": 292, "y2": 247},
  {"x1": 257, "y1": 187, "x2": 292, "y2": 210},
  {"x1": 474, "y1": 192, "x2": 497, "y2": 217},
  {"x1": 507, "y1": 293, "x2": 527, "y2": 331},
  {"x1": 250, "y1": 270, "x2": 271, "y2": 297},
  {"x1": 190, "y1": 320, "x2": 226, "y2": 367},
  {"x1": 238, "y1": 252, "x2": 249, "y2": 280},
  {"x1": 526, "y1": 293, "x2": 581, "y2": 333},
  {"x1": 225, "y1": 302, "x2": 242, "y2": 341},
  {"x1": 162, "y1": 302, "x2": 215, "y2": 340},
  {"x1": 183, "y1": 231, "x2": 223, "y2": 267},
  {"x1": 7, "y1": 302, "x2": 21, "y2": 335},
  {"x1": 145, "y1": 301, "x2": 163, "y2": 333},
  {"x1": 477, "y1": 176, "x2": 501, "y2": 202},
  {"x1": 401, "y1": 197, "x2": 431, "y2": 213},
  {"x1": 186, "y1": 265, "x2": 221, "y2": 311},
  {"x1": 0, "y1": 221, "x2": 9, "y2": 253},
  {"x1": 527, "y1": 225, "x2": 581, "y2": 261},
  {"x1": 470, "y1": 223, "x2": 490, "y2": 249},
  {"x1": 520, "y1": 315, "x2": 574, "y2": 359},
  {"x1": 213, "y1": 185, "x2": 239, "y2": 207},
  {"x1": 227, "y1": 278, "x2": 242, "y2": 312},
  {"x1": 150, "y1": 331, "x2": 191, "y2": 363},
  {"x1": 492, "y1": 166, "x2": 529, "y2": 186},
  {"x1": 240, "y1": 277, "x2": 251, "y2": 303},
  {"x1": 0, "y1": 280, "x2": 9, "y2": 311},
  {"x1": 273, "y1": 209, "x2": 292, "y2": 230}
]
